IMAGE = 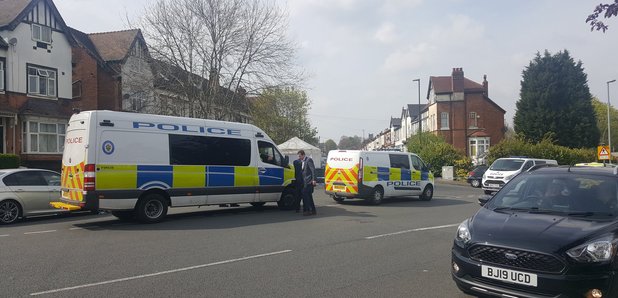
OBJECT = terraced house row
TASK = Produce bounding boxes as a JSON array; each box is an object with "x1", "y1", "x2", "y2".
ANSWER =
[
  {"x1": 0, "y1": 0, "x2": 251, "y2": 170},
  {"x1": 363, "y1": 68, "x2": 506, "y2": 165}
]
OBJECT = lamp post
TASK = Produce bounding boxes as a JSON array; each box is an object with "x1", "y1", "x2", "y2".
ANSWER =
[
  {"x1": 609, "y1": 79, "x2": 617, "y2": 164},
  {"x1": 413, "y1": 78, "x2": 421, "y2": 150}
]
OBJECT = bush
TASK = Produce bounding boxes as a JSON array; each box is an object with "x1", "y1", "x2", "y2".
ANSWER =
[
  {"x1": 0, "y1": 154, "x2": 21, "y2": 169},
  {"x1": 454, "y1": 157, "x2": 473, "y2": 179},
  {"x1": 486, "y1": 135, "x2": 596, "y2": 165},
  {"x1": 407, "y1": 132, "x2": 468, "y2": 177}
]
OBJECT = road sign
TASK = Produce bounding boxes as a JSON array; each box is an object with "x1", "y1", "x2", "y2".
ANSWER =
[{"x1": 598, "y1": 145, "x2": 611, "y2": 160}]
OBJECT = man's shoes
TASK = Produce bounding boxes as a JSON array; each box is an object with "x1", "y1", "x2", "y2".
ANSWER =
[
  {"x1": 303, "y1": 211, "x2": 311, "y2": 216},
  {"x1": 295, "y1": 209, "x2": 300, "y2": 213},
  {"x1": 311, "y1": 210, "x2": 317, "y2": 215}
]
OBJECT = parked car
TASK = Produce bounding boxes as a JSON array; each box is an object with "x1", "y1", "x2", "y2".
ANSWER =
[
  {"x1": 466, "y1": 165, "x2": 487, "y2": 188},
  {"x1": 452, "y1": 166, "x2": 618, "y2": 297},
  {"x1": 0, "y1": 168, "x2": 65, "y2": 224}
]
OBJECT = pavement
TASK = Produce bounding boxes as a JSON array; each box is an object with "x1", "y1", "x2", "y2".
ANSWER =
[{"x1": 435, "y1": 177, "x2": 470, "y2": 186}]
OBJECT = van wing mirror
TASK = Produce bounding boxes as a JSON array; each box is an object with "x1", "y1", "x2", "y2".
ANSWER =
[{"x1": 283, "y1": 156, "x2": 289, "y2": 167}]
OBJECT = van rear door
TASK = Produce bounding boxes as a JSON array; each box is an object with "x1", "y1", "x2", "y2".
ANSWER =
[
  {"x1": 59, "y1": 114, "x2": 90, "y2": 206},
  {"x1": 325, "y1": 151, "x2": 360, "y2": 196}
]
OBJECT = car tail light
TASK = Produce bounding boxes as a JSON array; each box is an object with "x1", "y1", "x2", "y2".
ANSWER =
[{"x1": 84, "y1": 164, "x2": 96, "y2": 191}]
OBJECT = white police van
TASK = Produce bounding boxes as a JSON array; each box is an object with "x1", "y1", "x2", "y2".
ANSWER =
[
  {"x1": 482, "y1": 157, "x2": 557, "y2": 194},
  {"x1": 324, "y1": 150, "x2": 434, "y2": 204},
  {"x1": 51, "y1": 110, "x2": 296, "y2": 222}
]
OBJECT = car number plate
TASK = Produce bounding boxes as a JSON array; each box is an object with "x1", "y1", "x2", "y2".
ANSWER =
[
  {"x1": 481, "y1": 265, "x2": 537, "y2": 287},
  {"x1": 489, "y1": 184, "x2": 500, "y2": 188}
]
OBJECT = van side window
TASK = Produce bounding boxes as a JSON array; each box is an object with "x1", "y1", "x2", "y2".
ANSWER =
[
  {"x1": 169, "y1": 134, "x2": 251, "y2": 166},
  {"x1": 522, "y1": 160, "x2": 534, "y2": 171},
  {"x1": 258, "y1": 141, "x2": 283, "y2": 167},
  {"x1": 389, "y1": 154, "x2": 410, "y2": 169},
  {"x1": 410, "y1": 155, "x2": 423, "y2": 171}
]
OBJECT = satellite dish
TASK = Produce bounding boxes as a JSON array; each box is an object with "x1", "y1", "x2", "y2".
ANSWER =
[{"x1": 8, "y1": 37, "x2": 17, "y2": 45}]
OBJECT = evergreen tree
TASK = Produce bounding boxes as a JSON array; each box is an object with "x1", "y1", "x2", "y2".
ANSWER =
[{"x1": 514, "y1": 50, "x2": 599, "y2": 148}]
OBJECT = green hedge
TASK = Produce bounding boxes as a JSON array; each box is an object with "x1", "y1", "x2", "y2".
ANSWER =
[
  {"x1": 0, "y1": 154, "x2": 21, "y2": 169},
  {"x1": 486, "y1": 136, "x2": 596, "y2": 165}
]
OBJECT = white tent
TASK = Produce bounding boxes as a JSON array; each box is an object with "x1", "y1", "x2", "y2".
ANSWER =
[{"x1": 278, "y1": 137, "x2": 323, "y2": 168}]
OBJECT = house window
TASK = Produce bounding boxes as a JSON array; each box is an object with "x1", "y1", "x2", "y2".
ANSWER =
[
  {"x1": 469, "y1": 112, "x2": 478, "y2": 128},
  {"x1": 22, "y1": 121, "x2": 66, "y2": 153},
  {"x1": 31, "y1": 24, "x2": 52, "y2": 44},
  {"x1": 440, "y1": 112, "x2": 449, "y2": 130},
  {"x1": 469, "y1": 137, "x2": 490, "y2": 163},
  {"x1": 27, "y1": 65, "x2": 57, "y2": 97},
  {"x1": 0, "y1": 60, "x2": 4, "y2": 91}
]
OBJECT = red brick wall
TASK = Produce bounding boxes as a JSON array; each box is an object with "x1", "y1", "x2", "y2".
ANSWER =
[
  {"x1": 97, "y1": 68, "x2": 121, "y2": 110},
  {"x1": 71, "y1": 47, "x2": 99, "y2": 111}
]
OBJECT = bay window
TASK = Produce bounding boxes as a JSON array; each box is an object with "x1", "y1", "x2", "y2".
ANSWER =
[{"x1": 22, "y1": 121, "x2": 66, "y2": 154}]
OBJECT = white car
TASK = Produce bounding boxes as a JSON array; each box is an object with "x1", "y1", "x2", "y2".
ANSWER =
[{"x1": 0, "y1": 168, "x2": 64, "y2": 224}]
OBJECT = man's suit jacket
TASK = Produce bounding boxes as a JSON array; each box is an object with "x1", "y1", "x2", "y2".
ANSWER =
[
  {"x1": 301, "y1": 156, "x2": 316, "y2": 186},
  {"x1": 293, "y1": 159, "x2": 303, "y2": 187}
]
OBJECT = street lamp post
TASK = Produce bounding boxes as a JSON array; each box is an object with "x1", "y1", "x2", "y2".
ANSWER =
[
  {"x1": 609, "y1": 79, "x2": 617, "y2": 164},
  {"x1": 413, "y1": 78, "x2": 421, "y2": 150}
]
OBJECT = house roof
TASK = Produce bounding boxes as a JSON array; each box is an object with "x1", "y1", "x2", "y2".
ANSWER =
[
  {"x1": 429, "y1": 76, "x2": 485, "y2": 94},
  {"x1": 0, "y1": 0, "x2": 30, "y2": 28},
  {"x1": 406, "y1": 104, "x2": 424, "y2": 118},
  {"x1": 88, "y1": 29, "x2": 140, "y2": 62},
  {"x1": 68, "y1": 27, "x2": 116, "y2": 73},
  {"x1": 390, "y1": 117, "x2": 401, "y2": 128}
]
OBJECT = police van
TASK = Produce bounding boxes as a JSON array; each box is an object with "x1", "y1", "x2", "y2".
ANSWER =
[
  {"x1": 324, "y1": 150, "x2": 434, "y2": 204},
  {"x1": 51, "y1": 110, "x2": 296, "y2": 222}
]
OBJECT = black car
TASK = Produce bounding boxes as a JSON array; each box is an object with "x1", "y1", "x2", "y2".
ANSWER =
[
  {"x1": 466, "y1": 165, "x2": 488, "y2": 188},
  {"x1": 452, "y1": 166, "x2": 618, "y2": 298}
]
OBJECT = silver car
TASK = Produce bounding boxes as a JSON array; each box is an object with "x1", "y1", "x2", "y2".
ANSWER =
[{"x1": 0, "y1": 168, "x2": 64, "y2": 224}]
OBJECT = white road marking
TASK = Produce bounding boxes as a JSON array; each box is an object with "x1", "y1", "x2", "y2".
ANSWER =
[
  {"x1": 0, "y1": 234, "x2": 9, "y2": 237},
  {"x1": 30, "y1": 249, "x2": 293, "y2": 296},
  {"x1": 325, "y1": 204, "x2": 340, "y2": 207},
  {"x1": 365, "y1": 223, "x2": 459, "y2": 240},
  {"x1": 24, "y1": 230, "x2": 57, "y2": 235},
  {"x1": 68, "y1": 227, "x2": 83, "y2": 230}
]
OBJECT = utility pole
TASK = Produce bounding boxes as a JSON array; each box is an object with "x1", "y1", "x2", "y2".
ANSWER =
[{"x1": 413, "y1": 78, "x2": 421, "y2": 150}]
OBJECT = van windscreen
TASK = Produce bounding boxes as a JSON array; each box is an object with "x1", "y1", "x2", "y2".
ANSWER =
[{"x1": 490, "y1": 159, "x2": 524, "y2": 171}]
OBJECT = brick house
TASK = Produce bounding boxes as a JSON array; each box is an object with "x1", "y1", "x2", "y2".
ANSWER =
[
  {"x1": 425, "y1": 68, "x2": 505, "y2": 164},
  {"x1": 0, "y1": 0, "x2": 76, "y2": 170}
]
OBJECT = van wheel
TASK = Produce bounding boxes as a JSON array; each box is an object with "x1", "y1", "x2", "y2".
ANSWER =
[
  {"x1": 136, "y1": 193, "x2": 168, "y2": 223},
  {"x1": 332, "y1": 195, "x2": 345, "y2": 203},
  {"x1": 367, "y1": 187, "x2": 384, "y2": 205},
  {"x1": 277, "y1": 189, "x2": 296, "y2": 210},
  {"x1": 0, "y1": 200, "x2": 21, "y2": 225},
  {"x1": 250, "y1": 202, "x2": 266, "y2": 207},
  {"x1": 111, "y1": 211, "x2": 135, "y2": 221},
  {"x1": 420, "y1": 185, "x2": 433, "y2": 201}
]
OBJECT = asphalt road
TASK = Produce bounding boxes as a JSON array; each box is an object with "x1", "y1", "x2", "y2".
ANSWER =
[{"x1": 0, "y1": 180, "x2": 484, "y2": 297}]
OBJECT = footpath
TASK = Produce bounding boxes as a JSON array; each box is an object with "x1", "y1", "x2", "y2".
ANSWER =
[{"x1": 434, "y1": 177, "x2": 469, "y2": 187}]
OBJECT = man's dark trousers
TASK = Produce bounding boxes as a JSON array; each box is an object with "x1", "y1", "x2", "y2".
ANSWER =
[{"x1": 302, "y1": 183, "x2": 315, "y2": 213}]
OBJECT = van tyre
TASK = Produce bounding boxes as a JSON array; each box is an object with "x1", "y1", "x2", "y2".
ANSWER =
[
  {"x1": 420, "y1": 185, "x2": 433, "y2": 201},
  {"x1": 332, "y1": 195, "x2": 345, "y2": 203},
  {"x1": 136, "y1": 193, "x2": 168, "y2": 223},
  {"x1": 112, "y1": 211, "x2": 135, "y2": 221},
  {"x1": 0, "y1": 200, "x2": 21, "y2": 225},
  {"x1": 367, "y1": 187, "x2": 384, "y2": 205},
  {"x1": 277, "y1": 189, "x2": 296, "y2": 210}
]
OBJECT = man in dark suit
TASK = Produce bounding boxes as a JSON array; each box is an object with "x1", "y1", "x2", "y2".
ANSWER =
[
  {"x1": 298, "y1": 150, "x2": 317, "y2": 215},
  {"x1": 293, "y1": 157, "x2": 303, "y2": 212}
]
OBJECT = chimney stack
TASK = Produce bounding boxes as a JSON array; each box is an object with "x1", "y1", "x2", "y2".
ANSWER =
[
  {"x1": 483, "y1": 74, "x2": 488, "y2": 96},
  {"x1": 452, "y1": 67, "x2": 464, "y2": 93}
]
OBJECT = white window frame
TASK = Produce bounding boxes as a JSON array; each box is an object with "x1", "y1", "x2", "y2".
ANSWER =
[
  {"x1": 0, "y1": 60, "x2": 4, "y2": 91},
  {"x1": 27, "y1": 65, "x2": 57, "y2": 97},
  {"x1": 469, "y1": 137, "x2": 490, "y2": 160},
  {"x1": 22, "y1": 120, "x2": 66, "y2": 154},
  {"x1": 440, "y1": 112, "x2": 449, "y2": 130},
  {"x1": 31, "y1": 23, "x2": 52, "y2": 44}
]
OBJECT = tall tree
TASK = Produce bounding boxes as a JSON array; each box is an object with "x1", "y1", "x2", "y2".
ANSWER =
[
  {"x1": 324, "y1": 139, "x2": 338, "y2": 153},
  {"x1": 514, "y1": 50, "x2": 599, "y2": 148},
  {"x1": 338, "y1": 136, "x2": 362, "y2": 150},
  {"x1": 251, "y1": 87, "x2": 318, "y2": 145},
  {"x1": 139, "y1": 0, "x2": 303, "y2": 120},
  {"x1": 587, "y1": 1, "x2": 618, "y2": 32}
]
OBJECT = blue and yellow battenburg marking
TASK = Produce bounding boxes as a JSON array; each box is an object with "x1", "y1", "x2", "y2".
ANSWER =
[
  {"x1": 95, "y1": 164, "x2": 294, "y2": 190},
  {"x1": 363, "y1": 166, "x2": 431, "y2": 182}
]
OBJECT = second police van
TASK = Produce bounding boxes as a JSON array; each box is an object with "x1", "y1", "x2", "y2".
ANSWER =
[
  {"x1": 482, "y1": 157, "x2": 558, "y2": 194},
  {"x1": 324, "y1": 150, "x2": 434, "y2": 205},
  {"x1": 51, "y1": 110, "x2": 296, "y2": 223}
]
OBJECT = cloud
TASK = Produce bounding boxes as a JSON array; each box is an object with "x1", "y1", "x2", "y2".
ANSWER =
[
  {"x1": 379, "y1": 0, "x2": 423, "y2": 15},
  {"x1": 429, "y1": 14, "x2": 485, "y2": 43},
  {"x1": 381, "y1": 42, "x2": 435, "y2": 72},
  {"x1": 373, "y1": 22, "x2": 398, "y2": 44}
]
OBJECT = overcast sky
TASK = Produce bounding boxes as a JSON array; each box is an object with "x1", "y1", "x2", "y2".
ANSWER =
[{"x1": 55, "y1": 0, "x2": 618, "y2": 143}]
